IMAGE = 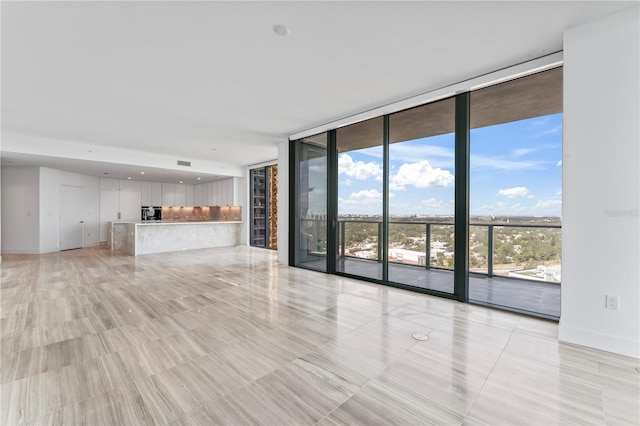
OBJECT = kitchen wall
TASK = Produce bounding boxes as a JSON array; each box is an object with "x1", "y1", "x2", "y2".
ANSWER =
[{"x1": 1, "y1": 166, "x2": 244, "y2": 252}]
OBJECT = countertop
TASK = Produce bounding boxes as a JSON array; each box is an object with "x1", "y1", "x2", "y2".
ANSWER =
[{"x1": 112, "y1": 220, "x2": 242, "y2": 226}]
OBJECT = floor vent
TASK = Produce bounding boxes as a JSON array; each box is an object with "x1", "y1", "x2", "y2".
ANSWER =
[
  {"x1": 177, "y1": 160, "x2": 191, "y2": 167},
  {"x1": 412, "y1": 333, "x2": 429, "y2": 341}
]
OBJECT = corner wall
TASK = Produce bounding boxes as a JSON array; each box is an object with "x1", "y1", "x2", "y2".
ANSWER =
[
  {"x1": 561, "y1": 6, "x2": 640, "y2": 358},
  {"x1": 1, "y1": 167, "x2": 40, "y2": 254},
  {"x1": 233, "y1": 176, "x2": 248, "y2": 245},
  {"x1": 277, "y1": 142, "x2": 289, "y2": 264}
]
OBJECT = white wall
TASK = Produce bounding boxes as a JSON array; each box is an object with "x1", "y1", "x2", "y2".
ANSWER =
[
  {"x1": 1, "y1": 167, "x2": 40, "y2": 254},
  {"x1": 0, "y1": 166, "x2": 100, "y2": 254},
  {"x1": 277, "y1": 142, "x2": 289, "y2": 264},
  {"x1": 39, "y1": 168, "x2": 100, "y2": 253},
  {"x1": 233, "y1": 176, "x2": 248, "y2": 245},
  {"x1": 561, "y1": 6, "x2": 640, "y2": 358}
]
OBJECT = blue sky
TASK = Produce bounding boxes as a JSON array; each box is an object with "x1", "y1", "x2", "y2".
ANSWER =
[{"x1": 333, "y1": 113, "x2": 562, "y2": 217}]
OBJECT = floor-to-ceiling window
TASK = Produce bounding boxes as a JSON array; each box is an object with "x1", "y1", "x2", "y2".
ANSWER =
[
  {"x1": 387, "y1": 98, "x2": 456, "y2": 293},
  {"x1": 291, "y1": 65, "x2": 562, "y2": 319},
  {"x1": 336, "y1": 117, "x2": 384, "y2": 281},
  {"x1": 469, "y1": 68, "x2": 562, "y2": 317},
  {"x1": 293, "y1": 133, "x2": 328, "y2": 271}
]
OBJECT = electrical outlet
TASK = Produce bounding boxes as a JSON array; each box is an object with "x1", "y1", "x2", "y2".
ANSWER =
[{"x1": 605, "y1": 295, "x2": 619, "y2": 310}]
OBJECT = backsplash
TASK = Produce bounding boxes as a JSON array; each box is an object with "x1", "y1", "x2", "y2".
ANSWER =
[{"x1": 160, "y1": 205, "x2": 242, "y2": 222}]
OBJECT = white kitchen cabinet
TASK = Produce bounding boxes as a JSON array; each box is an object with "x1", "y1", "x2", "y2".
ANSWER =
[
  {"x1": 120, "y1": 191, "x2": 141, "y2": 221},
  {"x1": 119, "y1": 179, "x2": 142, "y2": 192},
  {"x1": 193, "y1": 180, "x2": 234, "y2": 206},
  {"x1": 99, "y1": 188, "x2": 141, "y2": 242},
  {"x1": 100, "y1": 178, "x2": 119, "y2": 190},
  {"x1": 151, "y1": 182, "x2": 162, "y2": 206},
  {"x1": 207, "y1": 182, "x2": 215, "y2": 205},
  {"x1": 194, "y1": 184, "x2": 206, "y2": 206},
  {"x1": 141, "y1": 181, "x2": 152, "y2": 206},
  {"x1": 141, "y1": 181, "x2": 163, "y2": 206},
  {"x1": 99, "y1": 189, "x2": 119, "y2": 241},
  {"x1": 162, "y1": 183, "x2": 175, "y2": 206},
  {"x1": 174, "y1": 184, "x2": 187, "y2": 207},
  {"x1": 186, "y1": 184, "x2": 195, "y2": 206}
]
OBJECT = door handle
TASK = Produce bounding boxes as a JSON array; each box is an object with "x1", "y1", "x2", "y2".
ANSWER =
[{"x1": 79, "y1": 221, "x2": 84, "y2": 224}]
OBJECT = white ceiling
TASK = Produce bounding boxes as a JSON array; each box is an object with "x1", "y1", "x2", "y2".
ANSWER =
[{"x1": 1, "y1": 1, "x2": 636, "y2": 182}]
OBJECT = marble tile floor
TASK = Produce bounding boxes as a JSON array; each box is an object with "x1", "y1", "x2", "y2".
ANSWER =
[{"x1": 1, "y1": 245, "x2": 638, "y2": 425}]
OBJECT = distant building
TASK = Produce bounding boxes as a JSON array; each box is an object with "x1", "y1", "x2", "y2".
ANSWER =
[
  {"x1": 388, "y1": 248, "x2": 427, "y2": 266},
  {"x1": 353, "y1": 250, "x2": 377, "y2": 260}
]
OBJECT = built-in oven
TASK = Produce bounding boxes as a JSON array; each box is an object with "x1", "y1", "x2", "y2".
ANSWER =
[{"x1": 141, "y1": 206, "x2": 162, "y2": 221}]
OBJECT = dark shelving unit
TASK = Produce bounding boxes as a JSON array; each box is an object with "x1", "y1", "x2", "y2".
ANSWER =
[{"x1": 250, "y1": 165, "x2": 277, "y2": 249}]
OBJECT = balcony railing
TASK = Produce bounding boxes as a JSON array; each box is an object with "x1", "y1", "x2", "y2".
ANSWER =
[{"x1": 300, "y1": 218, "x2": 562, "y2": 283}]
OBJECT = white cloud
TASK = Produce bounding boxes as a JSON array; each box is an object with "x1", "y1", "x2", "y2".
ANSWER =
[
  {"x1": 390, "y1": 160, "x2": 454, "y2": 190},
  {"x1": 388, "y1": 145, "x2": 455, "y2": 167},
  {"x1": 497, "y1": 187, "x2": 530, "y2": 198},
  {"x1": 420, "y1": 198, "x2": 446, "y2": 209},
  {"x1": 471, "y1": 155, "x2": 546, "y2": 171},
  {"x1": 349, "y1": 189, "x2": 383, "y2": 201},
  {"x1": 531, "y1": 124, "x2": 562, "y2": 139},
  {"x1": 338, "y1": 154, "x2": 382, "y2": 180},
  {"x1": 556, "y1": 189, "x2": 562, "y2": 196},
  {"x1": 535, "y1": 199, "x2": 562, "y2": 209},
  {"x1": 389, "y1": 198, "x2": 454, "y2": 215},
  {"x1": 513, "y1": 148, "x2": 536, "y2": 157},
  {"x1": 474, "y1": 201, "x2": 540, "y2": 215},
  {"x1": 556, "y1": 160, "x2": 562, "y2": 167}
]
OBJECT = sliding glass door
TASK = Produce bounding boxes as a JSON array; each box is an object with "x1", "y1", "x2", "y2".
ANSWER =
[
  {"x1": 294, "y1": 133, "x2": 328, "y2": 271},
  {"x1": 469, "y1": 68, "x2": 563, "y2": 317},
  {"x1": 335, "y1": 117, "x2": 384, "y2": 281},
  {"x1": 387, "y1": 98, "x2": 456, "y2": 293},
  {"x1": 291, "y1": 66, "x2": 562, "y2": 319}
]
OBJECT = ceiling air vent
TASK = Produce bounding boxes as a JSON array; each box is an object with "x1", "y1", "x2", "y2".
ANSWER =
[{"x1": 177, "y1": 160, "x2": 191, "y2": 167}]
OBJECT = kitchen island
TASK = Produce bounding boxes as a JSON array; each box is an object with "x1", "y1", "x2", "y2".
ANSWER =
[{"x1": 110, "y1": 221, "x2": 241, "y2": 256}]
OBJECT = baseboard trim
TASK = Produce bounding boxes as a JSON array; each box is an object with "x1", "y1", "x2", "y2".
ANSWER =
[
  {"x1": 559, "y1": 323, "x2": 640, "y2": 358},
  {"x1": 1, "y1": 248, "x2": 44, "y2": 255}
]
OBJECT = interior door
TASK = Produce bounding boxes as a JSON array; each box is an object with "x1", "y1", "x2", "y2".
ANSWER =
[{"x1": 60, "y1": 185, "x2": 85, "y2": 250}]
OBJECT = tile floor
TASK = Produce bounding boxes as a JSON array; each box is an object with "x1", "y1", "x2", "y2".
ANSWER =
[{"x1": 1, "y1": 245, "x2": 638, "y2": 425}]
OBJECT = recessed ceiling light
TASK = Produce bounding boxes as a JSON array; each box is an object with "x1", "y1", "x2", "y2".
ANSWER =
[
  {"x1": 274, "y1": 24, "x2": 289, "y2": 36},
  {"x1": 127, "y1": 177, "x2": 132, "y2": 180},
  {"x1": 197, "y1": 177, "x2": 201, "y2": 180},
  {"x1": 179, "y1": 181, "x2": 183, "y2": 184},
  {"x1": 140, "y1": 172, "x2": 145, "y2": 175}
]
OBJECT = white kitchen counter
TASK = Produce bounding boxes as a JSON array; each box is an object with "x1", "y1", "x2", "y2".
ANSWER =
[{"x1": 110, "y1": 221, "x2": 242, "y2": 256}]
